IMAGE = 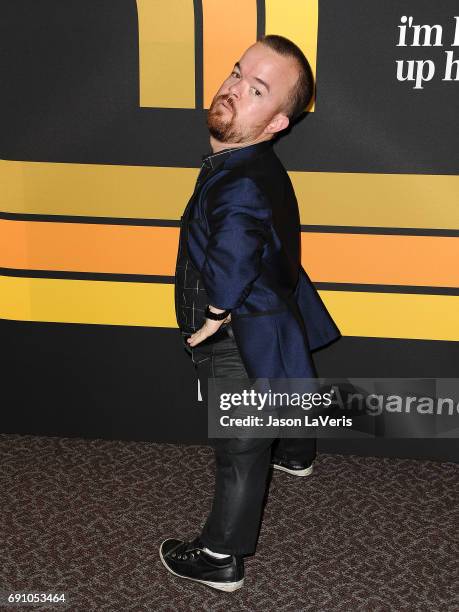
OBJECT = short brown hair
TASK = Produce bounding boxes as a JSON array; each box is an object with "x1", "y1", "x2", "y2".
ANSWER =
[{"x1": 258, "y1": 34, "x2": 315, "y2": 122}]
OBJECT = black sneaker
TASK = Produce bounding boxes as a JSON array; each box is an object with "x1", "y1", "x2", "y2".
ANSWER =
[
  {"x1": 271, "y1": 456, "x2": 314, "y2": 476},
  {"x1": 159, "y1": 536, "x2": 244, "y2": 592}
]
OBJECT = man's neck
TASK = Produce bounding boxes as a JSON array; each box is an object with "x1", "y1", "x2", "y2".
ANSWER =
[{"x1": 209, "y1": 134, "x2": 272, "y2": 153}]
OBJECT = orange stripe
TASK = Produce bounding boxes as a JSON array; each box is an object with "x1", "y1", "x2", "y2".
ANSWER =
[
  {"x1": 301, "y1": 233, "x2": 459, "y2": 287},
  {"x1": 1, "y1": 219, "x2": 458, "y2": 288},
  {"x1": 0, "y1": 219, "x2": 178, "y2": 276},
  {"x1": 202, "y1": 0, "x2": 257, "y2": 108}
]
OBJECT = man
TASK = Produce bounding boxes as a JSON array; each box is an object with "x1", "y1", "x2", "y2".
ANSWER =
[{"x1": 160, "y1": 34, "x2": 341, "y2": 592}]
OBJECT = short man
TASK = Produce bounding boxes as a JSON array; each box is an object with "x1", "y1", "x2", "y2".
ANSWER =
[{"x1": 160, "y1": 34, "x2": 340, "y2": 591}]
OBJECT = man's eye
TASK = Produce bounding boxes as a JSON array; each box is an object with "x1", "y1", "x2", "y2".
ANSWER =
[
  {"x1": 252, "y1": 88, "x2": 262, "y2": 96},
  {"x1": 230, "y1": 71, "x2": 240, "y2": 78}
]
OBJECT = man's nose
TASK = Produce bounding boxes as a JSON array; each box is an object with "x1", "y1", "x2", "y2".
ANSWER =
[{"x1": 227, "y1": 80, "x2": 243, "y2": 98}]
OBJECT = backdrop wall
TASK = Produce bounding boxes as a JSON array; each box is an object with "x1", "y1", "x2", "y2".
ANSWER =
[{"x1": 1, "y1": 1, "x2": 458, "y2": 461}]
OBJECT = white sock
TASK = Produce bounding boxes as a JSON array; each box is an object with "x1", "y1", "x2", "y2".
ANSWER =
[{"x1": 202, "y1": 546, "x2": 230, "y2": 559}]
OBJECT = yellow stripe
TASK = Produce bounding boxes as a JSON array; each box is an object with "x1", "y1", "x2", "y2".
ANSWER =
[
  {"x1": 291, "y1": 172, "x2": 459, "y2": 229},
  {"x1": 322, "y1": 290, "x2": 459, "y2": 341},
  {"x1": 1, "y1": 160, "x2": 197, "y2": 220},
  {"x1": 137, "y1": 0, "x2": 195, "y2": 108},
  {"x1": 1, "y1": 159, "x2": 458, "y2": 229},
  {"x1": 0, "y1": 276, "x2": 176, "y2": 327},
  {"x1": 1, "y1": 276, "x2": 458, "y2": 341},
  {"x1": 265, "y1": 0, "x2": 318, "y2": 112}
]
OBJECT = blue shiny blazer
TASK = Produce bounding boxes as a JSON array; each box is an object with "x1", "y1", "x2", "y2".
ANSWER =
[{"x1": 186, "y1": 139, "x2": 341, "y2": 379}]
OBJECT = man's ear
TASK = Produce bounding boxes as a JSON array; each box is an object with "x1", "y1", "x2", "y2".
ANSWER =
[{"x1": 265, "y1": 113, "x2": 290, "y2": 135}]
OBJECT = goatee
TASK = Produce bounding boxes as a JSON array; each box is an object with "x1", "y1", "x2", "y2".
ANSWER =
[{"x1": 206, "y1": 97, "x2": 243, "y2": 143}]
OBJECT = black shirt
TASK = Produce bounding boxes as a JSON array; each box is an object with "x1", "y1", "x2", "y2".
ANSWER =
[{"x1": 174, "y1": 147, "x2": 237, "y2": 343}]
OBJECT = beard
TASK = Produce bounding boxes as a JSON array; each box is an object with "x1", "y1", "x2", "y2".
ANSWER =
[{"x1": 206, "y1": 95, "x2": 261, "y2": 144}]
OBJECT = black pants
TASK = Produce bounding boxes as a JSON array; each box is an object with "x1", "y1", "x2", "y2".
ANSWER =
[{"x1": 184, "y1": 324, "x2": 317, "y2": 556}]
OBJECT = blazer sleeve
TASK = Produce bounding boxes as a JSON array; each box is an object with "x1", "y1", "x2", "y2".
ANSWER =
[{"x1": 201, "y1": 177, "x2": 272, "y2": 310}]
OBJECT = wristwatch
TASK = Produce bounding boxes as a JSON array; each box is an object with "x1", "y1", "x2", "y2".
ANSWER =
[{"x1": 205, "y1": 305, "x2": 231, "y2": 321}]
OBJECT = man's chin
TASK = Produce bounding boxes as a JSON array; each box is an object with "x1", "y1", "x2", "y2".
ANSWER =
[
  {"x1": 207, "y1": 119, "x2": 230, "y2": 141},
  {"x1": 208, "y1": 129, "x2": 230, "y2": 142}
]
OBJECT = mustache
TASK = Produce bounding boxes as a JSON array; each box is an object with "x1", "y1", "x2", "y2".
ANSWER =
[{"x1": 217, "y1": 96, "x2": 234, "y2": 109}]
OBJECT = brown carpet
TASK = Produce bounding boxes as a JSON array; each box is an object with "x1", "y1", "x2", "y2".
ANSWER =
[{"x1": 1, "y1": 433, "x2": 458, "y2": 611}]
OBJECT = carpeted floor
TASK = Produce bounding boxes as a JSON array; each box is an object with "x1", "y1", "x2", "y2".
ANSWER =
[{"x1": 1, "y1": 433, "x2": 458, "y2": 611}]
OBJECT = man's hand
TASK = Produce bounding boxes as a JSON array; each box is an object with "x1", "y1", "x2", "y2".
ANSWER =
[{"x1": 186, "y1": 307, "x2": 231, "y2": 347}]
